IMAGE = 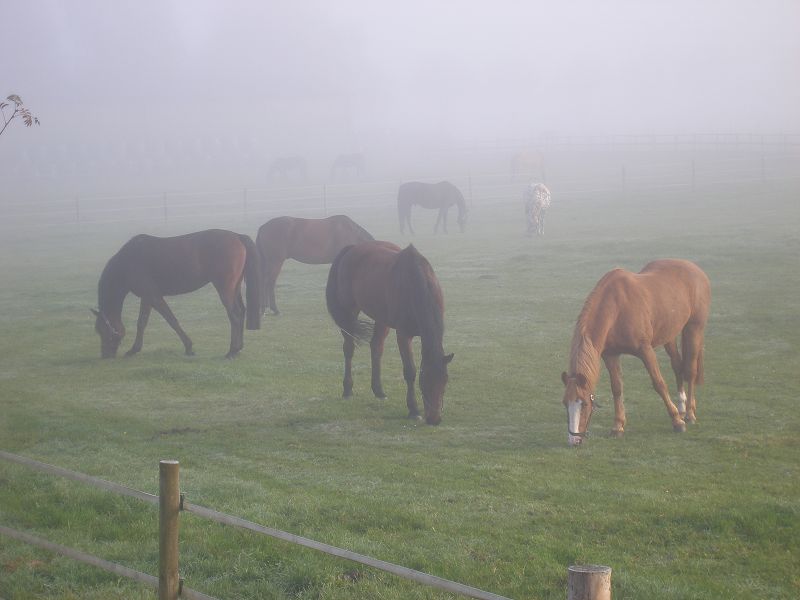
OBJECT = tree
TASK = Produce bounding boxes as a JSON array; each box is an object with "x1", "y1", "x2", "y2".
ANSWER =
[{"x1": 0, "y1": 94, "x2": 40, "y2": 138}]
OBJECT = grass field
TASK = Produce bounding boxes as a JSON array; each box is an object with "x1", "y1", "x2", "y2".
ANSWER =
[{"x1": 1, "y1": 172, "x2": 799, "y2": 599}]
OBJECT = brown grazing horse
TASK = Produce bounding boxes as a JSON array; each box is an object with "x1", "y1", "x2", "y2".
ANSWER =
[
  {"x1": 397, "y1": 181, "x2": 468, "y2": 234},
  {"x1": 255, "y1": 215, "x2": 374, "y2": 315},
  {"x1": 92, "y1": 229, "x2": 262, "y2": 359},
  {"x1": 268, "y1": 156, "x2": 307, "y2": 181},
  {"x1": 326, "y1": 241, "x2": 453, "y2": 425},
  {"x1": 561, "y1": 259, "x2": 710, "y2": 445}
]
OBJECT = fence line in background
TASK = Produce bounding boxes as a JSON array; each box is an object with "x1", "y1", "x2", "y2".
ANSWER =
[
  {"x1": 0, "y1": 451, "x2": 513, "y2": 600},
  {"x1": 1, "y1": 150, "x2": 798, "y2": 231}
]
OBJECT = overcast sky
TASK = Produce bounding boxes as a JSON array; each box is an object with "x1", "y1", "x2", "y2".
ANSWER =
[{"x1": 2, "y1": 1, "x2": 799, "y2": 157}]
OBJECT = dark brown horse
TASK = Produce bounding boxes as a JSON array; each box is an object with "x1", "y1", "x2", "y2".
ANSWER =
[
  {"x1": 326, "y1": 241, "x2": 453, "y2": 425},
  {"x1": 92, "y1": 229, "x2": 262, "y2": 359},
  {"x1": 255, "y1": 215, "x2": 374, "y2": 315},
  {"x1": 561, "y1": 259, "x2": 710, "y2": 445},
  {"x1": 268, "y1": 156, "x2": 307, "y2": 181},
  {"x1": 330, "y1": 153, "x2": 365, "y2": 179},
  {"x1": 397, "y1": 181, "x2": 468, "y2": 234}
]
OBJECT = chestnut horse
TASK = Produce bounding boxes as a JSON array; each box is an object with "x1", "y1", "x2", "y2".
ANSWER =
[
  {"x1": 256, "y1": 215, "x2": 374, "y2": 315},
  {"x1": 561, "y1": 259, "x2": 710, "y2": 445},
  {"x1": 326, "y1": 241, "x2": 453, "y2": 424},
  {"x1": 92, "y1": 229, "x2": 262, "y2": 359},
  {"x1": 397, "y1": 181, "x2": 468, "y2": 235}
]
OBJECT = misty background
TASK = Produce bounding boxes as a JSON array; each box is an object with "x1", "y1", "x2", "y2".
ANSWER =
[{"x1": 1, "y1": 0, "x2": 799, "y2": 199}]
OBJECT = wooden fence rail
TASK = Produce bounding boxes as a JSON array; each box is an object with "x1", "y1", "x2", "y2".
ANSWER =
[{"x1": 0, "y1": 450, "x2": 513, "y2": 600}]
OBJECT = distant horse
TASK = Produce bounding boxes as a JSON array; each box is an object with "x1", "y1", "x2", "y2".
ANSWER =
[
  {"x1": 524, "y1": 182, "x2": 551, "y2": 236},
  {"x1": 510, "y1": 151, "x2": 544, "y2": 180},
  {"x1": 330, "y1": 153, "x2": 365, "y2": 179},
  {"x1": 269, "y1": 156, "x2": 307, "y2": 181},
  {"x1": 561, "y1": 259, "x2": 710, "y2": 445},
  {"x1": 326, "y1": 241, "x2": 453, "y2": 425},
  {"x1": 92, "y1": 229, "x2": 262, "y2": 359},
  {"x1": 397, "y1": 181, "x2": 468, "y2": 235},
  {"x1": 255, "y1": 215, "x2": 374, "y2": 315}
]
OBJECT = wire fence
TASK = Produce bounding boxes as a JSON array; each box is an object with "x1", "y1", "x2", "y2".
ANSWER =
[
  {"x1": 1, "y1": 147, "x2": 799, "y2": 233},
  {"x1": 0, "y1": 450, "x2": 512, "y2": 600}
]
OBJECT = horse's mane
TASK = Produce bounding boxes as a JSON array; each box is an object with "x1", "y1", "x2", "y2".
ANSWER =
[
  {"x1": 97, "y1": 243, "x2": 131, "y2": 314},
  {"x1": 568, "y1": 271, "x2": 624, "y2": 386},
  {"x1": 395, "y1": 245, "x2": 445, "y2": 368}
]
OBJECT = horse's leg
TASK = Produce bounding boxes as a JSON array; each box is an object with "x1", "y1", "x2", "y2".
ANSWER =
[
  {"x1": 342, "y1": 332, "x2": 355, "y2": 398},
  {"x1": 150, "y1": 297, "x2": 194, "y2": 356},
  {"x1": 263, "y1": 258, "x2": 284, "y2": 315},
  {"x1": 639, "y1": 345, "x2": 686, "y2": 432},
  {"x1": 664, "y1": 340, "x2": 686, "y2": 418},
  {"x1": 681, "y1": 325, "x2": 705, "y2": 424},
  {"x1": 370, "y1": 323, "x2": 390, "y2": 399},
  {"x1": 214, "y1": 281, "x2": 245, "y2": 358},
  {"x1": 603, "y1": 354, "x2": 626, "y2": 436},
  {"x1": 125, "y1": 300, "x2": 152, "y2": 357},
  {"x1": 396, "y1": 332, "x2": 420, "y2": 420}
]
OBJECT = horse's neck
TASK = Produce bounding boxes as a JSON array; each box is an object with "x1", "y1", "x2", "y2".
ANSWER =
[
  {"x1": 98, "y1": 259, "x2": 129, "y2": 318},
  {"x1": 570, "y1": 325, "x2": 604, "y2": 387}
]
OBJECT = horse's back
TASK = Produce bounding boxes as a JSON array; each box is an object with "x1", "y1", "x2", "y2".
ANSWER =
[
  {"x1": 259, "y1": 216, "x2": 372, "y2": 264},
  {"x1": 639, "y1": 259, "x2": 711, "y2": 319},
  {"x1": 398, "y1": 181, "x2": 459, "y2": 208},
  {"x1": 121, "y1": 229, "x2": 247, "y2": 295}
]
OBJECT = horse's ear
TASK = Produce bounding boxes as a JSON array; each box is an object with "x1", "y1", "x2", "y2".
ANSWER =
[
  {"x1": 561, "y1": 371, "x2": 569, "y2": 386},
  {"x1": 444, "y1": 353, "x2": 454, "y2": 365},
  {"x1": 90, "y1": 308, "x2": 100, "y2": 317}
]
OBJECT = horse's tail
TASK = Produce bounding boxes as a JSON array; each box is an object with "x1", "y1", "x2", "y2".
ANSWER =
[
  {"x1": 696, "y1": 345, "x2": 705, "y2": 386},
  {"x1": 239, "y1": 234, "x2": 262, "y2": 330},
  {"x1": 682, "y1": 329, "x2": 705, "y2": 386},
  {"x1": 326, "y1": 246, "x2": 372, "y2": 342}
]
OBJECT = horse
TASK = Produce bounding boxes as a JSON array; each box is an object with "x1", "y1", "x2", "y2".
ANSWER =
[
  {"x1": 524, "y1": 182, "x2": 551, "y2": 236},
  {"x1": 268, "y1": 156, "x2": 307, "y2": 181},
  {"x1": 92, "y1": 229, "x2": 262, "y2": 359},
  {"x1": 561, "y1": 259, "x2": 710, "y2": 446},
  {"x1": 397, "y1": 181, "x2": 468, "y2": 235},
  {"x1": 255, "y1": 215, "x2": 374, "y2": 315},
  {"x1": 326, "y1": 241, "x2": 453, "y2": 425},
  {"x1": 330, "y1": 153, "x2": 365, "y2": 179}
]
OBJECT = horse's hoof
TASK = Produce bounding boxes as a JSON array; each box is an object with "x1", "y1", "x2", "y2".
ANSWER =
[
  {"x1": 124, "y1": 350, "x2": 138, "y2": 358},
  {"x1": 673, "y1": 421, "x2": 687, "y2": 433},
  {"x1": 685, "y1": 415, "x2": 697, "y2": 424},
  {"x1": 375, "y1": 395, "x2": 387, "y2": 401},
  {"x1": 185, "y1": 350, "x2": 195, "y2": 357},
  {"x1": 224, "y1": 351, "x2": 239, "y2": 359},
  {"x1": 409, "y1": 414, "x2": 423, "y2": 422},
  {"x1": 610, "y1": 429, "x2": 624, "y2": 438},
  {"x1": 343, "y1": 393, "x2": 353, "y2": 399}
]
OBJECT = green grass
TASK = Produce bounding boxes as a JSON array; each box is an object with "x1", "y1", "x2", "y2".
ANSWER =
[{"x1": 1, "y1": 176, "x2": 799, "y2": 599}]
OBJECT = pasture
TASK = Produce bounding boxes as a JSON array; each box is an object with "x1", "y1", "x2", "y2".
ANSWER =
[{"x1": 1, "y1": 162, "x2": 799, "y2": 599}]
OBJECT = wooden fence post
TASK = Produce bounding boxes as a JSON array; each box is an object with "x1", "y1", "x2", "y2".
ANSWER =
[
  {"x1": 159, "y1": 460, "x2": 180, "y2": 600},
  {"x1": 568, "y1": 564, "x2": 611, "y2": 600}
]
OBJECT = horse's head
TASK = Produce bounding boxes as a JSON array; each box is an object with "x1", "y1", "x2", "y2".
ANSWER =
[
  {"x1": 420, "y1": 352, "x2": 454, "y2": 425},
  {"x1": 92, "y1": 308, "x2": 125, "y2": 358},
  {"x1": 561, "y1": 371, "x2": 595, "y2": 446}
]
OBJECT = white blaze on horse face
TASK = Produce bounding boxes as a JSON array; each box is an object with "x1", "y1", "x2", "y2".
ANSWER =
[{"x1": 567, "y1": 400, "x2": 583, "y2": 446}]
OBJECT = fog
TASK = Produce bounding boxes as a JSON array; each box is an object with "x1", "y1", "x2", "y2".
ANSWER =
[{"x1": 2, "y1": 0, "x2": 799, "y2": 195}]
